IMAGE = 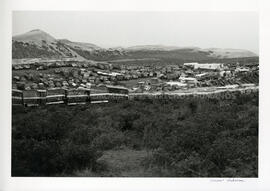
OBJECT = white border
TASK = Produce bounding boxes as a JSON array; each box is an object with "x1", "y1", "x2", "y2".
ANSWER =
[{"x1": 1, "y1": 0, "x2": 270, "y2": 190}]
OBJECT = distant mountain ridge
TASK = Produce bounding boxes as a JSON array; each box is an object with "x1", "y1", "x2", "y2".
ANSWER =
[
  {"x1": 125, "y1": 45, "x2": 200, "y2": 51},
  {"x1": 12, "y1": 29, "x2": 258, "y2": 61}
]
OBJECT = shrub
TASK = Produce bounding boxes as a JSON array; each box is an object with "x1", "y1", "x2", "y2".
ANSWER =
[{"x1": 12, "y1": 92, "x2": 258, "y2": 177}]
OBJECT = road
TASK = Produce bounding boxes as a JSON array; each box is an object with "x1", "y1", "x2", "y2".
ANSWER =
[{"x1": 129, "y1": 85, "x2": 258, "y2": 97}]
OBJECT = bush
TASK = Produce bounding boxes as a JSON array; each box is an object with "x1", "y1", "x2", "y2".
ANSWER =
[{"x1": 12, "y1": 92, "x2": 258, "y2": 177}]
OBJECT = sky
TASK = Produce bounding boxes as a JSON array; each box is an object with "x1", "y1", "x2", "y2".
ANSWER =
[{"x1": 12, "y1": 11, "x2": 258, "y2": 53}]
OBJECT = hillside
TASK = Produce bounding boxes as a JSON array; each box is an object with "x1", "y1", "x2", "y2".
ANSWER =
[
  {"x1": 58, "y1": 39, "x2": 102, "y2": 52},
  {"x1": 126, "y1": 45, "x2": 198, "y2": 51},
  {"x1": 12, "y1": 29, "x2": 258, "y2": 62},
  {"x1": 13, "y1": 29, "x2": 57, "y2": 45},
  {"x1": 12, "y1": 29, "x2": 84, "y2": 59},
  {"x1": 205, "y1": 48, "x2": 258, "y2": 59}
]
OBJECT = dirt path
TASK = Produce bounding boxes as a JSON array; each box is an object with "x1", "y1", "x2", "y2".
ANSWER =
[{"x1": 96, "y1": 148, "x2": 152, "y2": 177}]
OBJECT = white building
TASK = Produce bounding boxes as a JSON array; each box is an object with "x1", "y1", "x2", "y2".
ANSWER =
[
  {"x1": 184, "y1": 62, "x2": 224, "y2": 70},
  {"x1": 195, "y1": 73, "x2": 208, "y2": 79},
  {"x1": 194, "y1": 63, "x2": 224, "y2": 70},
  {"x1": 179, "y1": 77, "x2": 198, "y2": 87},
  {"x1": 166, "y1": 81, "x2": 188, "y2": 88},
  {"x1": 235, "y1": 67, "x2": 250, "y2": 73}
]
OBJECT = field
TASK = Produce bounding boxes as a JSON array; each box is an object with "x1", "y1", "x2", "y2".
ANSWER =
[{"x1": 12, "y1": 91, "x2": 258, "y2": 177}]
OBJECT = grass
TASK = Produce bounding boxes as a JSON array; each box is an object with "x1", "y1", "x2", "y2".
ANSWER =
[{"x1": 74, "y1": 148, "x2": 153, "y2": 177}]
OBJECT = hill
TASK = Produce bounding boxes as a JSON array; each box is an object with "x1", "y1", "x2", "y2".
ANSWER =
[
  {"x1": 12, "y1": 29, "x2": 258, "y2": 62},
  {"x1": 205, "y1": 48, "x2": 257, "y2": 59},
  {"x1": 126, "y1": 45, "x2": 198, "y2": 51},
  {"x1": 13, "y1": 29, "x2": 57, "y2": 45},
  {"x1": 12, "y1": 29, "x2": 84, "y2": 59},
  {"x1": 58, "y1": 39, "x2": 102, "y2": 52}
]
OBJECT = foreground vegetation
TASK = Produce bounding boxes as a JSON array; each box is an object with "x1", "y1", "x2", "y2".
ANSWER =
[{"x1": 12, "y1": 92, "x2": 258, "y2": 177}]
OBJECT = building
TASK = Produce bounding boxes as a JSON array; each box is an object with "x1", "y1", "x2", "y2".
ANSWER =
[
  {"x1": 195, "y1": 73, "x2": 209, "y2": 80},
  {"x1": 235, "y1": 67, "x2": 250, "y2": 73},
  {"x1": 179, "y1": 77, "x2": 198, "y2": 84},
  {"x1": 166, "y1": 81, "x2": 187, "y2": 88},
  {"x1": 106, "y1": 85, "x2": 129, "y2": 94},
  {"x1": 194, "y1": 63, "x2": 224, "y2": 70},
  {"x1": 184, "y1": 62, "x2": 224, "y2": 71},
  {"x1": 179, "y1": 77, "x2": 198, "y2": 87}
]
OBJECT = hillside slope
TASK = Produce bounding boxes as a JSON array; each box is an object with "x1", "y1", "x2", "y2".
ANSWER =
[
  {"x1": 205, "y1": 48, "x2": 258, "y2": 59},
  {"x1": 12, "y1": 29, "x2": 84, "y2": 59},
  {"x1": 12, "y1": 29, "x2": 258, "y2": 61}
]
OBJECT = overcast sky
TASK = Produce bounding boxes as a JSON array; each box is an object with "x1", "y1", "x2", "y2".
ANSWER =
[{"x1": 13, "y1": 11, "x2": 258, "y2": 53}]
